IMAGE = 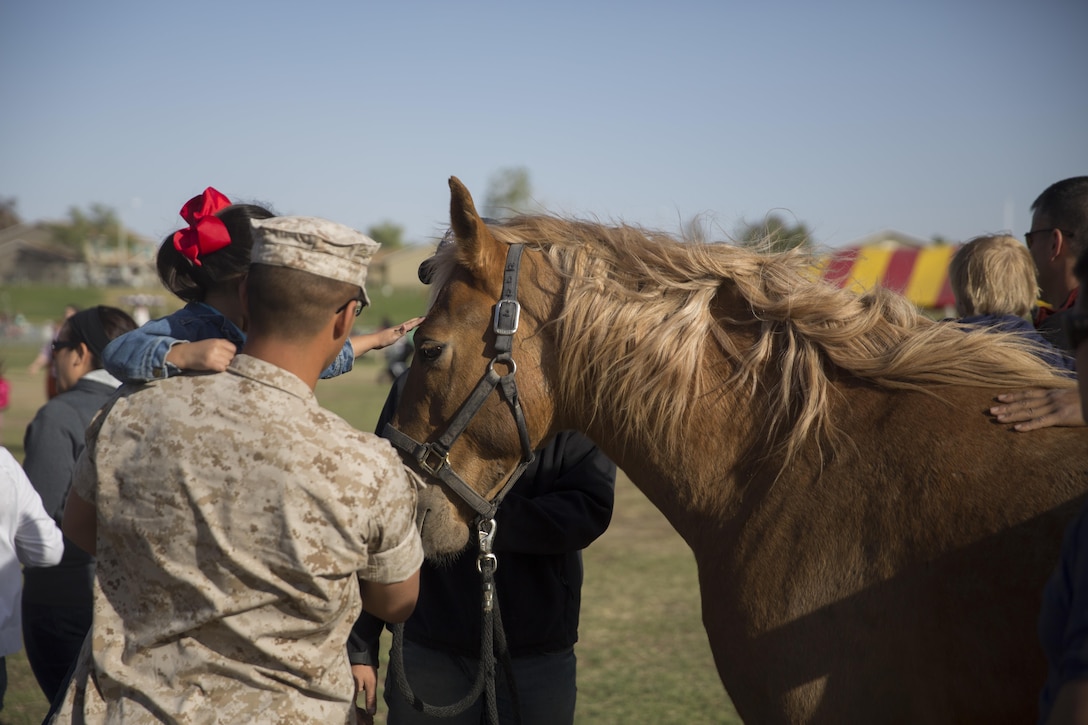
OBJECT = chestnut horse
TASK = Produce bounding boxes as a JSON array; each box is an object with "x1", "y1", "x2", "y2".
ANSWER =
[{"x1": 394, "y1": 177, "x2": 1088, "y2": 724}]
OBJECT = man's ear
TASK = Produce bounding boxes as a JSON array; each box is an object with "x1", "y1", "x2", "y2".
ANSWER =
[
  {"x1": 332, "y1": 303, "x2": 354, "y2": 341},
  {"x1": 1055, "y1": 229, "x2": 1072, "y2": 260},
  {"x1": 1048, "y1": 228, "x2": 1066, "y2": 260}
]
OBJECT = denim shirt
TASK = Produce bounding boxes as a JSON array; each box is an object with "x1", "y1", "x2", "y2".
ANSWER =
[
  {"x1": 958, "y1": 313, "x2": 1076, "y2": 373},
  {"x1": 102, "y1": 301, "x2": 354, "y2": 382}
]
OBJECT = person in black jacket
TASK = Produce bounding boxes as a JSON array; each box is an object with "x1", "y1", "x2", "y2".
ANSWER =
[
  {"x1": 21, "y1": 305, "x2": 136, "y2": 703},
  {"x1": 350, "y1": 372, "x2": 616, "y2": 725}
]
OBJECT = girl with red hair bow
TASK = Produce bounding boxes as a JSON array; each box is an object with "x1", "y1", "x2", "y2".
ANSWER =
[{"x1": 102, "y1": 187, "x2": 421, "y2": 382}]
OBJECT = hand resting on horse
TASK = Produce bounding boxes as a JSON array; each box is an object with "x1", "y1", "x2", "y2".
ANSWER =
[{"x1": 991, "y1": 388, "x2": 1086, "y2": 431}]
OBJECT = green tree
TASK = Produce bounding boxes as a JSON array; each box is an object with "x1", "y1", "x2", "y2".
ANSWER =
[
  {"x1": 736, "y1": 213, "x2": 812, "y2": 252},
  {"x1": 0, "y1": 196, "x2": 20, "y2": 229},
  {"x1": 367, "y1": 220, "x2": 405, "y2": 251},
  {"x1": 47, "y1": 203, "x2": 139, "y2": 259},
  {"x1": 483, "y1": 166, "x2": 533, "y2": 219}
]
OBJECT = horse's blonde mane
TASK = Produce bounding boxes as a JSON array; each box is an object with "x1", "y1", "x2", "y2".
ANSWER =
[{"x1": 443, "y1": 215, "x2": 1074, "y2": 465}]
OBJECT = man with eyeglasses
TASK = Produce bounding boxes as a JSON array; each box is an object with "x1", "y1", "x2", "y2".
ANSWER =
[
  {"x1": 50, "y1": 216, "x2": 425, "y2": 724},
  {"x1": 990, "y1": 177, "x2": 1088, "y2": 432},
  {"x1": 1026, "y1": 177, "x2": 1088, "y2": 352}
]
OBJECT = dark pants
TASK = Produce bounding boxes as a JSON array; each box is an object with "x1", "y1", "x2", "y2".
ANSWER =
[
  {"x1": 0, "y1": 655, "x2": 7, "y2": 711},
  {"x1": 386, "y1": 640, "x2": 577, "y2": 725},
  {"x1": 21, "y1": 602, "x2": 91, "y2": 703}
]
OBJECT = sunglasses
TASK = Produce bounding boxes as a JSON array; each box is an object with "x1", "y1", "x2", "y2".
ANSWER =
[
  {"x1": 1025, "y1": 228, "x2": 1075, "y2": 250},
  {"x1": 1062, "y1": 311, "x2": 1088, "y2": 351},
  {"x1": 50, "y1": 339, "x2": 81, "y2": 354}
]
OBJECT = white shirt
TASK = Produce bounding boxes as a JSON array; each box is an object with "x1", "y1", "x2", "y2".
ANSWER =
[{"x1": 0, "y1": 446, "x2": 64, "y2": 656}]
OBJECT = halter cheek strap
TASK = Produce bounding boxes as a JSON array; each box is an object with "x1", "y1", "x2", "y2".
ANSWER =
[{"x1": 384, "y1": 243, "x2": 535, "y2": 521}]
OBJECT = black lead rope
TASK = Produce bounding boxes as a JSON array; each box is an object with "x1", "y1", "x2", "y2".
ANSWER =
[
  {"x1": 385, "y1": 243, "x2": 533, "y2": 723},
  {"x1": 388, "y1": 518, "x2": 521, "y2": 724}
]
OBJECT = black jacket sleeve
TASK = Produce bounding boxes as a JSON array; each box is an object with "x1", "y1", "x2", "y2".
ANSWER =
[
  {"x1": 348, "y1": 608, "x2": 385, "y2": 667},
  {"x1": 492, "y1": 431, "x2": 615, "y2": 555}
]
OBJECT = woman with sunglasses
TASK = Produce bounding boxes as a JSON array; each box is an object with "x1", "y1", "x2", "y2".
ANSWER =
[{"x1": 20, "y1": 305, "x2": 136, "y2": 705}]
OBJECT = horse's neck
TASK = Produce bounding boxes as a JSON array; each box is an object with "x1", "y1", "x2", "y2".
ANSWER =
[{"x1": 577, "y1": 386, "x2": 778, "y2": 550}]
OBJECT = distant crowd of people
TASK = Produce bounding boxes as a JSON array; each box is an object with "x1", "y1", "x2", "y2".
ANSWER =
[{"x1": 1, "y1": 176, "x2": 1087, "y2": 725}]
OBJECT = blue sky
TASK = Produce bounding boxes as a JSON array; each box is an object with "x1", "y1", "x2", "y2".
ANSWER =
[{"x1": 2, "y1": 1, "x2": 1086, "y2": 252}]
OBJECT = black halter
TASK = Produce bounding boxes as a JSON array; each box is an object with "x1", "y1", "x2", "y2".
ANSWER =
[{"x1": 383, "y1": 243, "x2": 536, "y2": 521}]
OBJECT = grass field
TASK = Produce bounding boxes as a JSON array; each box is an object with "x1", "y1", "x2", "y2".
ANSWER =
[{"x1": 0, "y1": 303, "x2": 739, "y2": 723}]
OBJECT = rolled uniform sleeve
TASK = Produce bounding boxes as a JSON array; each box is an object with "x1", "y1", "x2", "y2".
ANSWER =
[{"x1": 358, "y1": 443, "x2": 423, "y2": 584}]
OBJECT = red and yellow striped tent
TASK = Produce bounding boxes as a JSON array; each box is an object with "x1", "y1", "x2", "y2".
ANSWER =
[{"x1": 821, "y1": 240, "x2": 959, "y2": 310}]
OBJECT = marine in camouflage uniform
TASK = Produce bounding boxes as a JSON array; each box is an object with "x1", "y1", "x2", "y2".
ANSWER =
[{"x1": 51, "y1": 216, "x2": 424, "y2": 724}]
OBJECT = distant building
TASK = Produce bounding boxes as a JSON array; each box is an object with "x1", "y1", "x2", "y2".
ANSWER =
[
  {"x1": 78, "y1": 236, "x2": 157, "y2": 288},
  {"x1": 368, "y1": 243, "x2": 437, "y2": 293},
  {"x1": 0, "y1": 223, "x2": 81, "y2": 285},
  {"x1": 0, "y1": 223, "x2": 157, "y2": 287}
]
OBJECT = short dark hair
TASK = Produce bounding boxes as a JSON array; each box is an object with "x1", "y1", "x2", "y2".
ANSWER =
[
  {"x1": 62, "y1": 305, "x2": 138, "y2": 369},
  {"x1": 245, "y1": 263, "x2": 359, "y2": 341},
  {"x1": 157, "y1": 203, "x2": 275, "y2": 303},
  {"x1": 1031, "y1": 176, "x2": 1088, "y2": 256}
]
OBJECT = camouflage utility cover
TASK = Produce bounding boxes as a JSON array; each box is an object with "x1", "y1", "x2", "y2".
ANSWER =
[{"x1": 250, "y1": 215, "x2": 380, "y2": 304}]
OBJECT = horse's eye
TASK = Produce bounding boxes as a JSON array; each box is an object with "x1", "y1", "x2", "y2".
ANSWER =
[{"x1": 417, "y1": 342, "x2": 444, "y2": 362}]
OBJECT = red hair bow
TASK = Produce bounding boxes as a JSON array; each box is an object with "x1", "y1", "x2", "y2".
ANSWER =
[{"x1": 171, "y1": 186, "x2": 233, "y2": 266}]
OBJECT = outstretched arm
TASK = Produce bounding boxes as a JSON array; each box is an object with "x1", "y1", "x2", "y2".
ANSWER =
[{"x1": 351, "y1": 317, "x2": 424, "y2": 357}]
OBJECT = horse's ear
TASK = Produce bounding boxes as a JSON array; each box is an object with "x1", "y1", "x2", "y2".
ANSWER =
[{"x1": 449, "y1": 176, "x2": 503, "y2": 273}]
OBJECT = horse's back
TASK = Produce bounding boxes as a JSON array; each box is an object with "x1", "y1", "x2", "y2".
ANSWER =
[{"x1": 699, "y1": 384, "x2": 1088, "y2": 724}]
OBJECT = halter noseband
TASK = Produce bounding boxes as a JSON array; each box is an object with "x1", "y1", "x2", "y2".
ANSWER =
[{"x1": 383, "y1": 243, "x2": 536, "y2": 521}]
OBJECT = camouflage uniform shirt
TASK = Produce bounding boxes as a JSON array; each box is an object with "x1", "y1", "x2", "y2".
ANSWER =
[{"x1": 52, "y1": 354, "x2": 423, "y2": 724}]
